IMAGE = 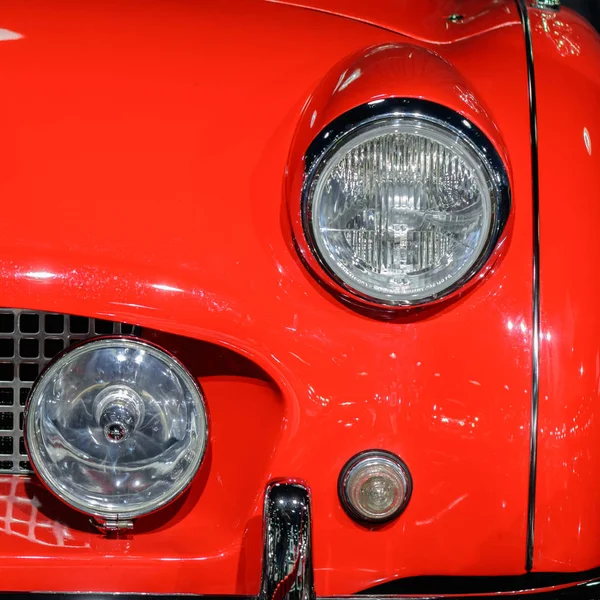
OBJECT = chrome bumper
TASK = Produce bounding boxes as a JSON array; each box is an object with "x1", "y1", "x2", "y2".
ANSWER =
[{"x1": 261, "y1": 481, "x2": 313, "y2": 600}]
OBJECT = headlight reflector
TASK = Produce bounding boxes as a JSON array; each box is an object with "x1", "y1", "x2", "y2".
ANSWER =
[
  {"x1": 25, "y1": 337, "x2": 208, "y2": 523},
  {"x1": 302, "y1": 101, "x2": 510, "y2": 306}
]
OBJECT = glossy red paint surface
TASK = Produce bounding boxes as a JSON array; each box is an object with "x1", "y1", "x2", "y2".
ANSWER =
[
  {"x1": 531, "y1": 6, "x2": 600, "y2": 573},
  {"x1": 286, "y1": 44, "x2": 513, "y2": 312},
  {"x1": 0, "y1": 375, "x2": 283, "y2": 593},
  {"x1": 271, "y1": 0, "x2": 519, "y2": 44},
  {"x1": 0, "y1": 0, "x2": 533, "y2": 594}
]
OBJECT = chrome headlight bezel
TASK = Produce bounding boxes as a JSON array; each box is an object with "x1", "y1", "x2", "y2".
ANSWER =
[
  {"x1": 24, "y1": 335, "x2": 209, "y2": 523},
  {"x1": 294, "y1": 98, "x2": 511, "y2": 309}
]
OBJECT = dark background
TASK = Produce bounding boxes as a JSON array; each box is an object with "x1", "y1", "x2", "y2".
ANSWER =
[{"x1": 564, "y1": 0, "x2": 600, "y2": 31}]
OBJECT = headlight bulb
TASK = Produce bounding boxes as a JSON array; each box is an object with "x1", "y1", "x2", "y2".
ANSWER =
[{"x1": 94, "y1": 385, "x2": 145, "y2": 443}]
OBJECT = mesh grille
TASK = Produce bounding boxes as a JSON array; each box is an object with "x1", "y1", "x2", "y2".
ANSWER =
[{"x1": 0, "y1": 310, "x2": 139, "y2": 475}]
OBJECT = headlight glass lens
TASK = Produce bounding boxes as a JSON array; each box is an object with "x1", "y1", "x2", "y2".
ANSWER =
[
  {"x1": 346, "y1": 456, "x2": 408, "y2": 521},
  {"x1": 339, "y1": 450, "x2": 412, "y2": 523},
  {"x1": 305, "y1": 114, "x2": 505, "y2": 305},
  {"x1": 26, "y1": 338, "x2": 208, "y2": 520}
]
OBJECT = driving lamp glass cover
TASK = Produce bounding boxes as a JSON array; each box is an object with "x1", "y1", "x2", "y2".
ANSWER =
[
  {"x1": 303, "y1": 102, "x2": 509, "y2": 306},
  {"x1": 339, "y1": 450, "x2": 412, "y2": 523},
  {"x1": 25, "y1": 337, "x2": 208, "y2": 521}
]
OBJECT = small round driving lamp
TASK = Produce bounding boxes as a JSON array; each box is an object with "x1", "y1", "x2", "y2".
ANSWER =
[
  {"x1": 25, "y1": 337, "x2": 208, "y2": 527},
  {"x1": 339, "y1": 450, "x2": 412, "y2": 524}
]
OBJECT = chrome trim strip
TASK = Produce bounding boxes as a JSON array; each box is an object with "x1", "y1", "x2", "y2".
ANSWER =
[
  {"x1": 260, "y1": 481, "x2": 315, "y2": 600},
  {"x1": 515, "y1": 0, "x2": 541, "y2": 573}
]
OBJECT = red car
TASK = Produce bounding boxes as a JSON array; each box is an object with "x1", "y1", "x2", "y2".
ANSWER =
[{"x1": 0, "y1": 0, "x2": 598, "y2": 598}]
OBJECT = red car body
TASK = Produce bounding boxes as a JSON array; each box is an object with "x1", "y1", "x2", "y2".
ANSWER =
[{"x1": 0, "y1": 0, "x2": 598, "y2": 596}]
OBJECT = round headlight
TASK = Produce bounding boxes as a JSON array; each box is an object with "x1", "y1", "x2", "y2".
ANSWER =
[
  {"x1": 25, "y1": 337, "x2": 208, "y2": 524},
  {"x1": 301, "y1": 100, "x2": 510, "y2": 307}
]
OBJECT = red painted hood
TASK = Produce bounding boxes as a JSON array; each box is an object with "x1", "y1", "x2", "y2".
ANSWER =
[
  {"x1": 269, "y1": 0, "x2": 519, "y2": 43},
  {"x1": 0, "y1": 0, "x2": 535, "y2": 595}
]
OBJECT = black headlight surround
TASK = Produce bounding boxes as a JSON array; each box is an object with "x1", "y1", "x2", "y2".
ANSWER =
[{"x1": 295, "y1": 97, "x2": 511, "y2": 310}]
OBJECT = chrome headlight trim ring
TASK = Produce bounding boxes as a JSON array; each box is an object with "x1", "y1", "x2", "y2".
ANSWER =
[
  {"x1": 24, "y1": 335, "x2": 209, "y2": 522},
  {"x1": 296, "y1": 98, "x2": 511, "y2": 309}
]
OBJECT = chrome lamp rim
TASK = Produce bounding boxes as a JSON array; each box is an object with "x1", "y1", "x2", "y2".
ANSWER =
[
  {"x1": 295, "y1": 98, "x2": 511, "y2": 310},
  {"x1": 24, "y1": 335, "x2": 209, "y2": 523}
]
